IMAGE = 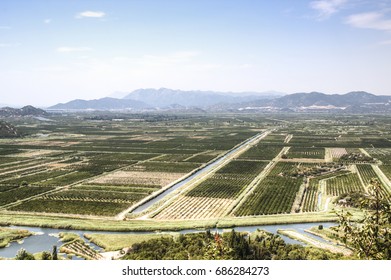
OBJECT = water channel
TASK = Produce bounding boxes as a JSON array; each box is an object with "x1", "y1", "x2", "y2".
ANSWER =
[{"x1": 0, "y1": 222, "x2": 336, "y2": 259}]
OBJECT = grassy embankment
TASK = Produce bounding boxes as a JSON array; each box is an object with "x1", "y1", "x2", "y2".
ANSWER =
[
  {"x1": 277, "y1": 229, "x2": 352, "y2": 256},
  {"x1": 84, "y1": 233, "x2": 174, "y2": 251},
  {"x1": 0, "y1": 211, "x2": 345, "y2": 232},
  {"x1": 0, "y1": 227, "x2": 32, "y2": 248}
]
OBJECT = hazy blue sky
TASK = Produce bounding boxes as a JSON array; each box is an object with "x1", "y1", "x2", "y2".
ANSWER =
[{"x1": 1, "y1": 0, "x2": 391, "y2": 106}]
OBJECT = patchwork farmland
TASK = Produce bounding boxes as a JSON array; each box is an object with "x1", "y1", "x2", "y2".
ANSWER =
[{"x1": 0, "y1": 114, "x2": 390, "y2": 229}]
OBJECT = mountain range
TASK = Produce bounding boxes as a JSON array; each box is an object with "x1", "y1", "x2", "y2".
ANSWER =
[
  {"x1": 48, "y1": 89, "x2": 391, "y2": 113},
  {"x1": 49, "y1": 88, "x2": 281, "y2": 110},
  {"x1": 49, "y1": 97, "x2": 148, "y2": 111}
]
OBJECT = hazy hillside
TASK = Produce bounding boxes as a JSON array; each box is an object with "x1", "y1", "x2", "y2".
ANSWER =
[
  {"x1": 0, "y1": 105, "x2": 48, "y2": 117},
  {"x1": 48, "y1": 89, "x2": 391, "y2": 113},
  {"x1": 236, "y1": 91, "x2": 391, "y2": 112},
  {"x1": 122, "y1": 88, "x2": 282, "y2": 107},
  {"x1": 49, "y1": 97, "x2": 149, "y2": 110}
]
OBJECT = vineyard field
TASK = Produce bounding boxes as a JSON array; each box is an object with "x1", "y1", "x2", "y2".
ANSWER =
[
  {"x1": 287, "y1": 147, "x2": 325, "y2": 159},
  {"x1": 325, "y1": 173, "x2": 364, "y2": 196},
  {"x1": 187, "y1": 161, "x2": 267, "y2": 199},
  {"x1": 9, "y1": 199, "x2": 130, "y2": 216},
  {"x1": 238, "y1": 145, "x2": 282, "y2": 161},
  {"x1": 234, "y1": 162, "x2": 303, "y2": 216}
]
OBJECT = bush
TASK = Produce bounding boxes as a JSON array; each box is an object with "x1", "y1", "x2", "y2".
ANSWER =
[
  {"x1": 41, "y1": 251, "x2": 52, "y2": 260},
  {"x1": 15, "y1": 248, "x2": 35, "y2": 260}
]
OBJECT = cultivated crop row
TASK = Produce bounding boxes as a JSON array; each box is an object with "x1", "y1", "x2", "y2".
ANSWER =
[
  {"x1": 301, "y1": 184, "x2": 319, "y2": 212},
  {"x1": 186, "y1": 174, "x2": 252, "y2": 199},
  {"x1": 234, "y1": 173, "x2": 303, "y2": 216},
  {"x1": 0, "y1": 186, "x2": 55, "y2": 206},
  {"x1": 217, "y1": 160, "x2": 268, "y2": 175},
  {"x1": 366, "y1": 148, "x2": 391, "y2": 164},
  {"x1": 325, "y1": 173, "x2": 364, "y2": 196},
  {"x1": 357, "y1": 165, "x2": 379, "y2": 187},
  {"x1": 155, "y1": 196, "x2": 233, "y2": 220},
  {"x1": 43, "y1": 189, "x2": 148, "y2": 203},
  {"x1": 238, "y1": 144, "x2": 282, "y2": 161},
  {"x1": 287, "y1": 147, "x2": 325, "y2": 159},
  {"x1": 380, "y1": 165, "x2": 391, "y2": 180},
  {"x1": 187, "y1": 161, "x2": 267, "y2": 199},
  {"x1": 10, "y1": 199, "x2": 130, "y2": 216}
]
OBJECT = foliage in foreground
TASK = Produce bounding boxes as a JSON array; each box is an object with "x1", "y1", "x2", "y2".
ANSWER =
[
  {"x1": 122, "y1": 229, "x2": 343, "y2": 260},
  {"x1": 336, "y1": 179, "x2": 391, "y2": 259}
]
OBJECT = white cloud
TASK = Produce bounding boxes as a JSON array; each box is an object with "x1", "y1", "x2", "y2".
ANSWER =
[
  {"x1": 44, "y1": 19, "x2": 52, "y2": 24},
  {"x1": 56, "y1": 47, "x2": 92, "y2": 53},
  {"x1": 310, "y1": 0, "x2": 347, "y2": 19},
  {"x1": 76, "y1": 11, "x2": 106, "y2": 19},
  {"x1": 346, "y1": 11, "x2": 391, "y2": 31}
]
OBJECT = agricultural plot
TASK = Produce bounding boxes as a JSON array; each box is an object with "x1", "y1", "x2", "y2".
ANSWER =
[
  {"x1": 261, "y1": 133, "x2": 286, "y2": 144},
  {"x1": 186, "y1": 160, "x2": 267, "y2": 199},
  {"x1": 365, "y1": 148, "x2": 391, "y2": 164},
  {"x1": 357, "y1": 165, "x2": 380, "y2": 187},
  {"x1": 301, "y1": 184, "x2": 319, "y2": 212},
  {"x1": 234, "y1": 163, "x2": 303, "y2": 216},
  {"x1": 126, "y1": 161, "x2": 201, "y2": 173},
  {"x1": 153, "y1": 154, "x2": 190, "y2": 162},
  {"x1": 186, "y1": 174, "x2": 252, "y2": 199},
  {"x1": 238, "y1": 145, "x2": 283, "y2": 161},
  {"x1": 154, "y1": 196, "x2": 233, "y2": 220},
  {"x1": 9, "y1": 199, "x2": 130, "y2": 216},
  {"x1": 235, "y1": 176, "x2": 302, "y2": 216},
  {"x1": 286, "y1": 147, "x2": 325, "y2": 159},
  {"x1": 42, "y1": 189, "x2": 147, "y2": 203},
  {"x1": 329, "y1": 148, "x2": 348, "y2": 159},
  {"x1": 0, "y1": 186, "x2": 55, "y2": 206},
  {"x1": 300, "y1": 168, "x2": 348, "y2": 213},
  {"x1": 89, "y1": 170, "x2": 183, "y2": 188},
  {"x1": 325, "y1": 173, "x2": 364, "y2": 196},
  {"x1": 184, "y1": 153, "x2": 217, "y2": 163},
  {"x1": 357, "y1": 164, "x2": 390, "y2": 199},
  {"x1": 380, "y1": 165, "x2": 391, "y2": 181},
  {"x1": 156, "y1": 160, "x2": 268, "y2": 220}
]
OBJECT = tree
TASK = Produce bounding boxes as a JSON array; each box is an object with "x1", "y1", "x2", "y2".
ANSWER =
[
  {"x1": 336, "y1": 178, "x2": 391, "y2": 259},
  {"x1": 20, "y1": 181, "x2": 28, "y2": 187},
  {"x1": 52, "y1": 245, "x2": 58, "y2": 260},
  {"x1": 41, "y1": 251, "x2": 52, "y2": 260},
  {"x1": 15, "y1": 248, "x2": 35, "y2": 260}
]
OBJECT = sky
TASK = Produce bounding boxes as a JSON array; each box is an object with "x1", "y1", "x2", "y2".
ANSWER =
[{"x1": 1, "y1": 0, "x2": 391, "y2": 107}]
